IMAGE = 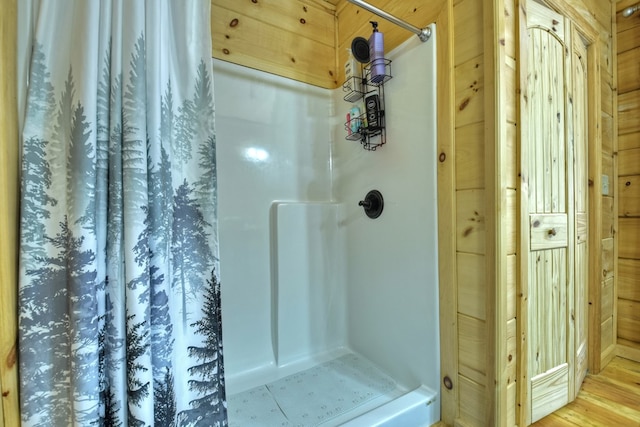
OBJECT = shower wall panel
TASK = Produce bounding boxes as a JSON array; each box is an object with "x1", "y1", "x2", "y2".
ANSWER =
[
  {"x1": 212, "y1": 59, "x2": 334, "y2": 391},
  {"x1": 333, "y1": 32, "x2": 440, "y2": 405}
]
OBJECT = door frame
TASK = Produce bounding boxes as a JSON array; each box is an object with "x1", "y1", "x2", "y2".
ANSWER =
[{"x1": 515, "y1": 0, "x2": 601, "y2": 425}]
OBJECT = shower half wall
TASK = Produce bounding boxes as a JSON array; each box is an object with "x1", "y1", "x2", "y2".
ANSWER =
[{"x1": 214, "y1": 30, "x2": 439, "y2": 426}]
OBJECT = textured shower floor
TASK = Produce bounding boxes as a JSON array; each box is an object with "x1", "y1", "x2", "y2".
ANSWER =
[{"x1": 227, "y1": 353, "x2": 400, "y2": 426}]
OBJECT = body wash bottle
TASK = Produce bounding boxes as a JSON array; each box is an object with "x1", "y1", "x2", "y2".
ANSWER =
[
  {"x1": 344, "y1": 48, "x2": 362, "y2": 101},
  {"x1": 368, "y1": 21, "x2": 385, "y2": 84}
]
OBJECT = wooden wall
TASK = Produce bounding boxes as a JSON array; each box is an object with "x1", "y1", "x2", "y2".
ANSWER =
[
  {"x1": 616, "y1": 0, "x2": 640, "y2": 361},
  {"x1": 210, "y1": 0, "x2": 445, "y2": 89},
  {"x1": 0, "y1": 0, "x2": 20, "y2": 425},
  {"x1": 596, "y1": 0, "x2": 618, "y2": 371},
  {"x1": 211, "y1": 0, "x2": 338, "y2": 88}
]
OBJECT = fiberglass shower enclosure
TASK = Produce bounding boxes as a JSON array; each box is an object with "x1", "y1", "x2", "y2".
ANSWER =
[{"x1": 214, "y1": 30, "x2": 440, "y2": 426}]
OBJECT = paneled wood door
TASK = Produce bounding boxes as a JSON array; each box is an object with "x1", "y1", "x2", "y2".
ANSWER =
[{"x1": 524, "y1": 1, "x2": 589, "y2": 423}]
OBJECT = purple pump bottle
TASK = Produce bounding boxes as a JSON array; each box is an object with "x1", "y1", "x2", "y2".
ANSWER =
[{"x1": 368, "y1": 21, "x2": 385, "y2": 84}]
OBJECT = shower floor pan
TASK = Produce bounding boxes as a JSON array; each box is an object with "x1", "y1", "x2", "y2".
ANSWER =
[{"x1": 227, "y1": 352, "x2": 437, "y2": 426}]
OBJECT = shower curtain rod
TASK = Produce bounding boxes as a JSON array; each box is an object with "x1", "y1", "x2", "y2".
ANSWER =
[{"x1": 347, "y1": 0, "x2": 432, "y2": 42}]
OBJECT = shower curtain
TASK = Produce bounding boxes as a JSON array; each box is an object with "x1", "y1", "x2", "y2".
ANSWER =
[{"x1": 18, "y1": 1, "x2": 226, "y2": 426}]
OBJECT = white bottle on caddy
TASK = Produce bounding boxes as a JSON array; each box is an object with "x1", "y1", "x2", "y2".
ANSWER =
[{"x1": 344, "y1": 48, "x2": 363, "y2": 101}]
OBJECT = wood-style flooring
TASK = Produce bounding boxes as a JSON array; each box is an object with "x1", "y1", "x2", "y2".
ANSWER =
[{"x1": 532, "y1": 356, "x2": 640, "y2": 426}]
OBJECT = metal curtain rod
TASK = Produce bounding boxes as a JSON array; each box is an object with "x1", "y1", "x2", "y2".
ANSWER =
[
  {"x1": 347, "y1": 0, "x2": 431, "y2": 42},
  {"x1": 622, "y1": 3, "x2": 640, "y2": 17}
]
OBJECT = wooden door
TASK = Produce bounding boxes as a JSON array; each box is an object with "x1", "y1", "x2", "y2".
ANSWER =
[{"x1": 524, "y1": 1, "x2": 588, "y2": 422}]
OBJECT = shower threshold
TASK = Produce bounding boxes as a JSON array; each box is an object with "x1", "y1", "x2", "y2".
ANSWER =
[{"x1": 227, "y1": 351, "x2": 436, "y2": 426}]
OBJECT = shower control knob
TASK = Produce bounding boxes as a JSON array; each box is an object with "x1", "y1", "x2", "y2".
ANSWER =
[{"x1": 358, "y1": 190, "x2": 384, "y2": 219}]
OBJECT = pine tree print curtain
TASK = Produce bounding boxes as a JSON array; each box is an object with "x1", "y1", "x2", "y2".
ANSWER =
[{"x1": 18, "y1": 2, "x2": 226, "y2": 426}]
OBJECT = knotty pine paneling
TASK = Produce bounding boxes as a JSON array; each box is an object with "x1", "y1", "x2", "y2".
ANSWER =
[
  {"x1": 619, "y1": 147, "x2": 640, "y2": 176},
  {"x1": 619, "y1": 258, "x2": 640, "y2": 302},
  {"x1": 458, "y1": 375, "x2": 487, "y2": 427},
  {"x1": 602, "y1": 76, "x2": 614, "y2": 116},
  {"x1": 456, "y1": 189, "x2": 486, "y2": 255},
  {"x1": 455, "y1": 55, "x2": 485, "y2": 128},
  {"x1": 458, "y1": 314, "x2": 487, "y2": 385},
  {"x1": 602, "y1": 195, "x2": 614, "y2": 238},
  {"x1": 506, "y1": 318, "x2": 517, "y2": 384},
  {"x1": 619, "y1": 175, "x2": 640, "y2": 217},
  {"x1": 602, "y1": 277, "x2": 614, "y2": 322},
  {"x1": 602, "y1": 112, "x2": 614, "y2": 155},
  {"x1": 618, "y1": 299, "x2": 640, "y2": 343},
  {"x1": 618, "y1": 90, "x2": 640, "y2": 135},
  {"x1": 617, "y1": 47, "x2": 640, "y2": 95},
  {"x1": 456, "y1": 122, "x2": 485, "y2": 189},
  {"x1": 618, "y1": 218, "x2": 640, "y2": 259},
  {"x1": 507, "y1": 121, "x2": 517, "y2": 190},
  {"x1": 0, "y1": 0, "x2": 20, "y2": 423},
  {"x1": 212, "y1": 1, "x2": 337, "y2": 88},
  {"x1": 457, "y1": 253, "x2": 486, "y2": 320},
  {"x1": 619, "y1": 132, "x2": 640, "y2": 151},
  {"x1": 617, "y1": 0, "x2": 640, "y2": 34},
  {"x1": 453, "y1": 0, "x2": 483, "y2": 66},
  {"x1": 507, "y1": 254, "x2": 516, "y2": 320},
  {"x1": 601, "y1": 316, "x2": 615, "y2": 349},
  {"x1": 618, "y1": 0, "x2": 640, "y2": 317},
  {"x1": 618, "y1": 26, "x2": 640, "y2": 54}
]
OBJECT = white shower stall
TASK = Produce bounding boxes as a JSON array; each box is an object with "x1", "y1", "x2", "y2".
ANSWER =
[{"x1": 214, "y1": 27, "x2": 440, "y2": 426}]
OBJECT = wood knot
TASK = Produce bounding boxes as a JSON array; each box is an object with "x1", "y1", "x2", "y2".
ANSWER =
[
  {"x1": 222, "y1": 48, "x2": 230, "y2": 55},
  {"x1": 2, "y1": 391, "x2": 9, "y2": 397},
  {"x1": 230, "y1": 18, "x2": 239, "y2": 27},
  {"x1": 459, "y1": 97, "x2": 470, "y2": 111},
  {"x1": 252, "y1": 0, "x2": 258, "y2": 3},
  {"x1": 626, "y1": 181, "x2": 631, "y2": 186},
  {"x1": 300, "y1": 18, "x2": 306, "y2": 24},
  {"x1": 443, "y1": 376, "x2": 453, "y2": 390},
  {"x1": 439, "y1": 152, "x2": 446, "y2": 162}
]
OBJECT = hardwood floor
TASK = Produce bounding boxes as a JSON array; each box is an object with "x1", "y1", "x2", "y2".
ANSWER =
[{"x1": 532, "y1": 356, "x2": 640, "y2": 426}]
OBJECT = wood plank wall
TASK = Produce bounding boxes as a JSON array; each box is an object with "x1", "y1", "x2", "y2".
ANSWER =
[
  {"x1": 616, "y1": 0, "x2": 640, "y2": 361},
  {"x1": 452, "y1": 0, "x2": 489, "y2": 423},
  {"x1": 596, "y1": 0, "x2": 618, "y2": 371},
  {"x1": 0, "y1": 0, "x2": 20, "y2": 425},
  {"x1": 211, "y1": 0, "x2": 339, "y2": 89}
]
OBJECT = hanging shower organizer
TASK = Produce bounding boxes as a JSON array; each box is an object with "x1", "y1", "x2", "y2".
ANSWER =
[{"x1": 343, "y1": 59, "x2": 392, "y2": 151}]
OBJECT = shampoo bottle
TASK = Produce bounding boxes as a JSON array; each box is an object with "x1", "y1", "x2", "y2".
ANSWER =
[
  {"x1": 344, "y1": 48, "x2": 362, "y2": 100},
  {"x1": 368, "y1": 21, "x2": 385, "y2": 84}
]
